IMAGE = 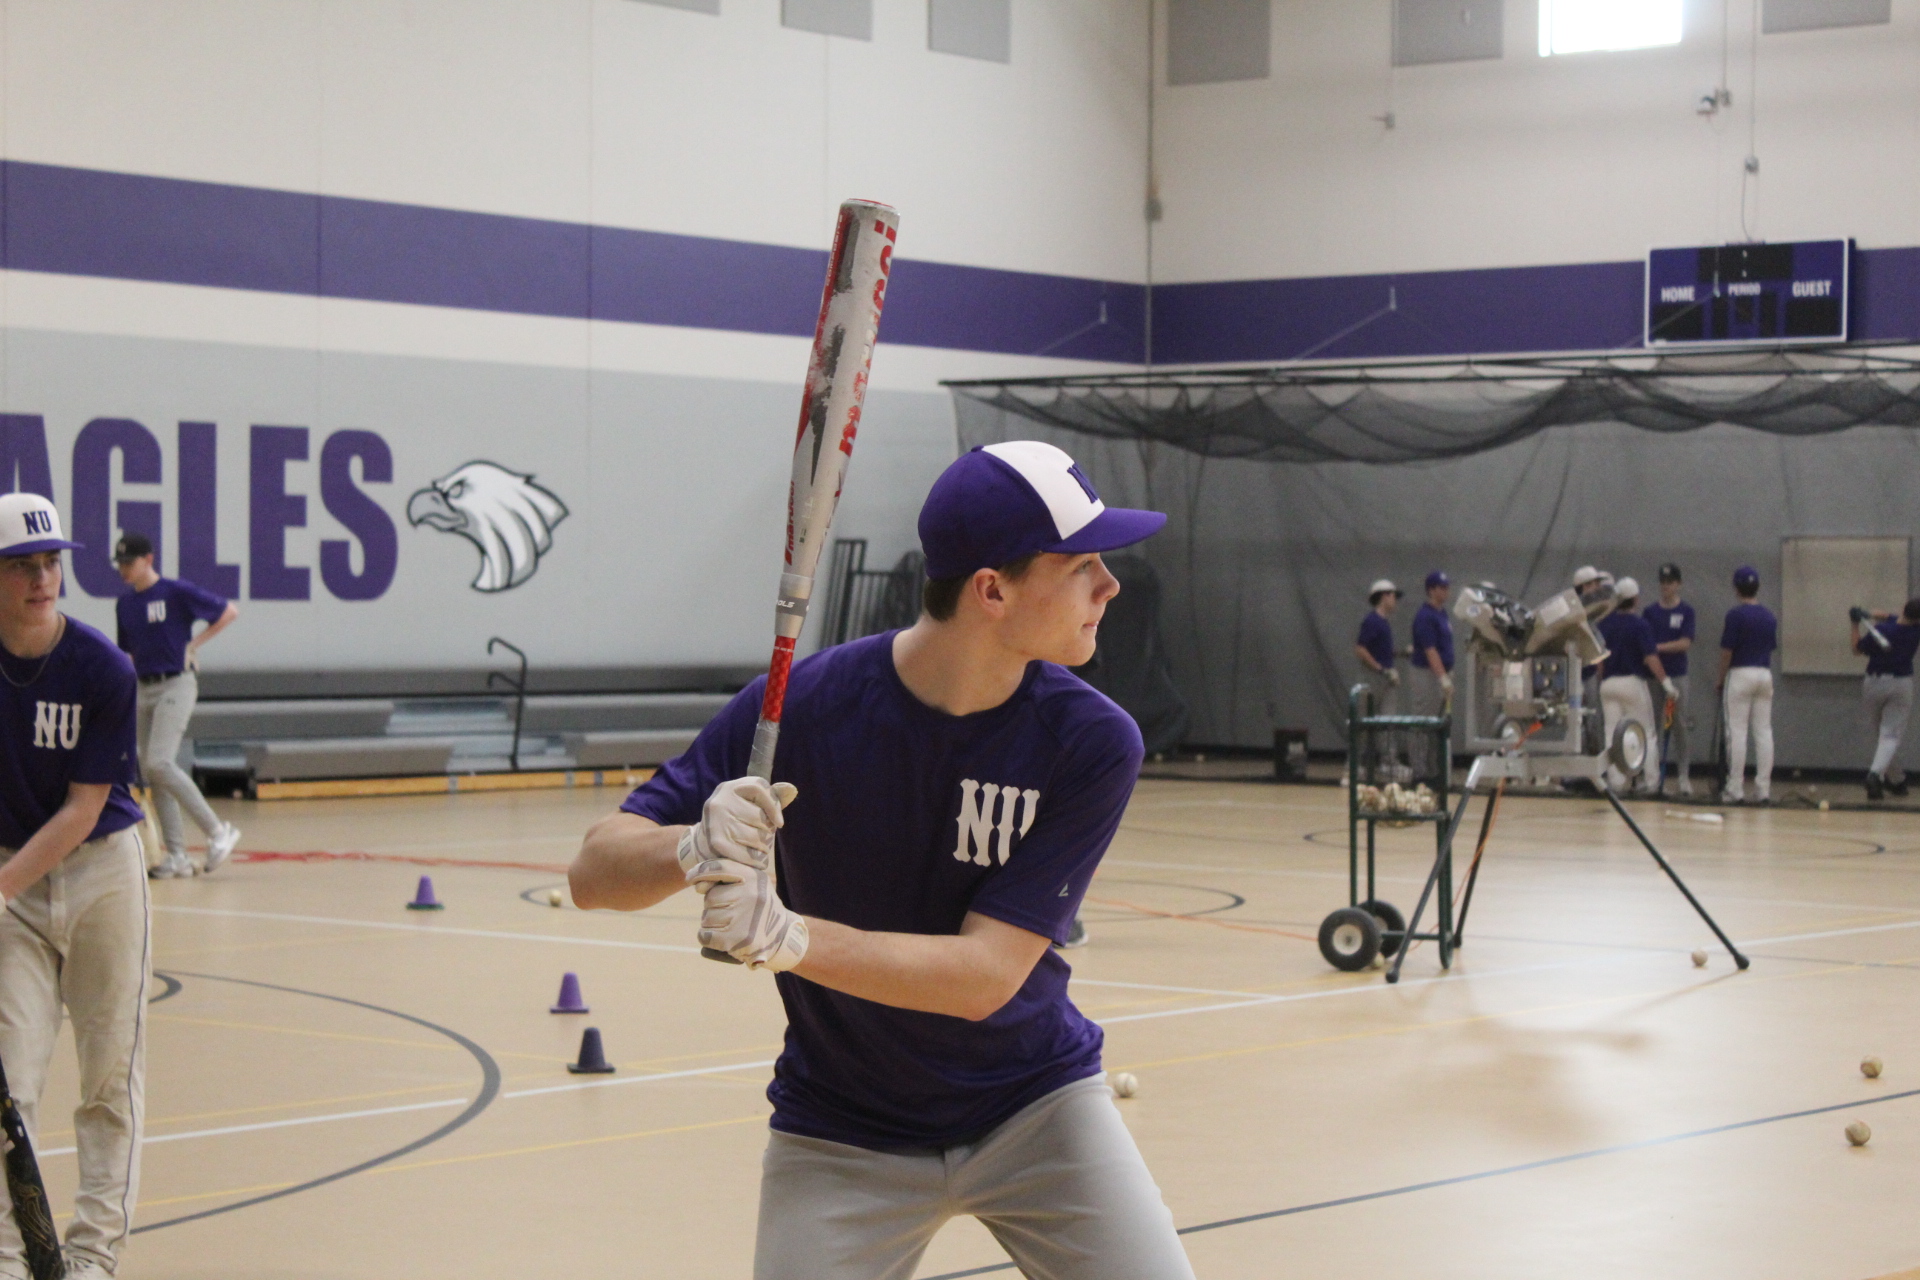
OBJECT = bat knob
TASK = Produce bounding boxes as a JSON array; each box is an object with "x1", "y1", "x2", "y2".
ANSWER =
[{"x1": 701, "y1": 947, "x2": 744, "y2": 965}]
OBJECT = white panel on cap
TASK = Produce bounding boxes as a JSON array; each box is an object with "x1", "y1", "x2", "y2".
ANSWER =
[{"x1": 982, "y1": 441, "x2": 1105, "y2": 538}]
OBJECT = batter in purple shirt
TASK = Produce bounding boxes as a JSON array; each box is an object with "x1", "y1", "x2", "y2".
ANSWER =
[{"x1": 572, "y1": 442, "x2": 1195, "y2": 1280}]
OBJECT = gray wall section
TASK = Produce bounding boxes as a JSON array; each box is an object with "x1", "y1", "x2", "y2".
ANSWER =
[
  {"x1": 5, "y1": 327, "x2": 955, "y2": 672},
  {"x1": 956, "y1": 403, "x2": 1920, "y2": 776},
  {"x1": 1167, "y1": 0, "x2": 1270, "y2": 86},
  {"x1": 930, "y1": 0, "x2": 1012, "y2": 63},
  {"x1": 782, "y1": 0, "x2": 872, "y2": 39},
  {"x1": 1394, "y1": 0, "x2": 1503, "y2": 67},
  {"x1": 629, "y1": 0, "x2": 722, "y2": 13},
  {"x1": 1763, "y1": 0, "x2": 1891, "y2": 33}
]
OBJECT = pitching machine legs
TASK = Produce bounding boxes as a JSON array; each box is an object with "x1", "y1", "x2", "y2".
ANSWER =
[{"x1": 1385, "y1": 775, "x2": 1750, "y2": 983}]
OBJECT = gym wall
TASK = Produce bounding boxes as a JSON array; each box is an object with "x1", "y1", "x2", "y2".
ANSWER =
[{"x1": 0, "y1": 0, "x2": 1148, "y2": 673}]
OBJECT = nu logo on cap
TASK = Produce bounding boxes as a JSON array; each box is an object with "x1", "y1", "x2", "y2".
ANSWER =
[
  {"x1": 33, "y1": 702, "x2": 82, "y2": 750},
  {"x1": 953, "y1": 780, "x2": 1041, "y2": 867},
  {"x1": 22, "y1": 510, "x2": 53, "y2": 535}
]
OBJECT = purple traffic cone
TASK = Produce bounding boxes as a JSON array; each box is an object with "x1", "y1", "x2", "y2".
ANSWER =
[
  {"x1": 551, "y1": 971, "x2": 589, "y2": 1014},
  {"x1": 406, "y1": 875, "x2": 444, "y2": 910},
  {"x1": 567, "y1": 1026, "x2": 615, "y2": 1074}
]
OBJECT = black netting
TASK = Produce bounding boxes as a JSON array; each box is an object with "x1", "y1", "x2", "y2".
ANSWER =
[
  {"x1": 949, "y1": 345, "x2": 1920, "y2": 769},
  {"x1": 951, "y1": 347, "x2": 1920, "y2": 465}
]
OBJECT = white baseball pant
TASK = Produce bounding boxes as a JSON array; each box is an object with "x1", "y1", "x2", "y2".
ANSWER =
[
  {"x1": 0, "y1": 827, "x2": 150, "y2": 1277},
  {"x1": 136, "y1": 672, "x2": 221, "y2": 856},
  {"x1": 1723, "y1": 667, "x2": 1775, "y2": 801},
  {"x1": 1863, "y1": 673, "x2": 1914, "y2": 781},
  {"x1": 1600, "y1": 675, "x2": 1660, "y2": 791}
]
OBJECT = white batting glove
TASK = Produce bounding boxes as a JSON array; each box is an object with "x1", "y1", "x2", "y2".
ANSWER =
[
  {"x1": 1661, "y1": 677, "x2": 1678, "y2": 697},
  {"x1": 676, "y1": 778, "x2": 796, "y2": 886},
  {"x1": 1439, "y1": 673, "x2": 1454, "y2": 695},
  {"x1": 697, "y1": 862, "x2": 810, "y2": 972},
  {"x1": 1385, "y1": 668, "x2": 1400, "y2": 688}
]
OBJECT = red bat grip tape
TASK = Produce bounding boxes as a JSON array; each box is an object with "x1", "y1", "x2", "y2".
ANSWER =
[{"x1": 760, "y1": 637, "x2": 797, "y2": 723}]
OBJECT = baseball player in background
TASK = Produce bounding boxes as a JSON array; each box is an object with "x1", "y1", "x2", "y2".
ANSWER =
[
  {"x1": 1717, "y1": 565, "x2": 1778, "y2": 805},
  {"x1": 1643, "y1": 563, "x2": 1697, "y2": 795},
  {"x1": 1851, "y1": 599, "x2": 1920, "y2": 801},
  {"x1": 1355, "y1": 579, "x2": 1401, "y2": 713},
  {"x1": 0, "y1": 494, "x2": 150, "y2": 1280},
  {"x1": 1408, "y1": 571, "x2": 1454, "y2": 781},
  {"x1": 570, "y1": 442, "x2": 1193, "y2": 1280},
  {"x1": 112, "y1": 533, "x2": 240, "y2": 879},
  {"x1": 1595, "y1": 578, "x2": 1674, "y2": 793}
]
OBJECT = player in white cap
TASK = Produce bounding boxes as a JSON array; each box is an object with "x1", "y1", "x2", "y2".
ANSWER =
[
  {"x1": 1354, "y1": 579, "x2": 1401, "y2": 713},
  {"x1": 572, "y1": 441, "x2": 1192, "y2": 1279},
  {"x1": 0, "y1": 493, "x2": 150, "y2": 1280},
  {"x1": 1595, "y1": 578, "x2": 1675, "y2": 792}
]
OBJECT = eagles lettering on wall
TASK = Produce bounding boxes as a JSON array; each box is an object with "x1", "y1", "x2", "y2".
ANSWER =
[{"x1": 0, "y1": 415, "x2": 569, "y2": 599}]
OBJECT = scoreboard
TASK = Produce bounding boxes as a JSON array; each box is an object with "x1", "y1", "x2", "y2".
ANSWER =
[{"x1": 1645, "y1": 240, "x2": 1849, "y2": 347}]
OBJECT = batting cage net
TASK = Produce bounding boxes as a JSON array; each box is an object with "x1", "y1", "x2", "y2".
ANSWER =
[{"x1": 949, "y1": 345, "x2": 1920, "y2": 764}]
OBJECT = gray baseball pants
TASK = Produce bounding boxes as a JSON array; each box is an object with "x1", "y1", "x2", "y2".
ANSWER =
[
  {"x1": 137, "y1": 672, "x2": 220, "y2": 856},
  {"x1": 0, "y1": 828, "x2": 150, "y2": 1277},
  {"x1": 1358, "y1": 667, "x2": 1400, "y2": 716},
  {"x1": 1864, "y1": 673, "x2": 1914, "y2": 781},
  {"x1": 754, "y1": 1075, "x2": 1193, "y2": 1280}
]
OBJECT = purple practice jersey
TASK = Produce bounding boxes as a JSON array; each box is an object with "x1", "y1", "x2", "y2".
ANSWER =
[
  {"x1": 1411, "y1": 602, "x2": 1454, "y2": 672},
  {"x1": 0, "y1": 617, "x2": 144, "y2": 848},
  {"x1": 1721, "y1": 603, "x2": 1778, "y2": 670},
  {"x1": 624, "y1": 631, "x2": 1140, "y2": 1151},
  {"x1": 1598, "y1": 611, "x2": 1658, "y2": 680},
  {"x1": 1356, "y1": 612, "x2": 1394, "y2": 670},
  {"x1": 1643, "y1": 600, "x2": 1697, "y2": 678},
  {"x1": 1859, "y1": 620, "x2": 1920, "y2": 679},
  {"x1": 115, "y1": 576, "x2": 229, "y2": 677}
]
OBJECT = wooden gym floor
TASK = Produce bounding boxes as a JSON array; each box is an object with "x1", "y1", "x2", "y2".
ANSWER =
[{"x1": 31, "y1": 779, "x2": 1920, "y2": 1278}]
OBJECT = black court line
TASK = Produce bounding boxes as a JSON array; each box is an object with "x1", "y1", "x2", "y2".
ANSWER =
[
  {"x1": 920, "y1": 1087, "x2": 1920, "y2": 1279},
  {"x1": 149, "y1": 971, "x2": 183, "y2": 1004},
  {"x1": 133, "y1": 970, "x2": 501, "y2": 1234}
]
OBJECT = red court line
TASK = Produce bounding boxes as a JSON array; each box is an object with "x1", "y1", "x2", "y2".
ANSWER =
[{"x1": 235, "y1": 851, "x2": 569, "y2": 874}]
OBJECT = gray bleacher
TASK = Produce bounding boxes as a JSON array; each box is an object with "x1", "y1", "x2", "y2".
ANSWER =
[{"x1": 186, "y1": 675, "x2": 745, "y2": 789}]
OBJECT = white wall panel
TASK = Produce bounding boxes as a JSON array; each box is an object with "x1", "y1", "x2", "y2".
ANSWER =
[{"x1": 1154, "y1": 0, "x2": 1920, "y2": 282}]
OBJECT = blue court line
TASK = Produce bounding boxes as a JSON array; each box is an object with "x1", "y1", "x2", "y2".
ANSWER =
[{"x1": 920, "y1": 1086, "x2": 1920, "y2": 1278}]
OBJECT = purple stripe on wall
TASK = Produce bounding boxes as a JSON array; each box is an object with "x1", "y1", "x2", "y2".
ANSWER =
[
  {"x1": 1, "y1": 160, "x2": 1914, "y2": 364},
  {"x1": 0, "y1": 159, "x2": 1145, "y2": 361}
]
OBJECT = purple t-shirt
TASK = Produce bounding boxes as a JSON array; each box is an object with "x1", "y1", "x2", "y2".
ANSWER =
[
  {"x1": 1357, "y1": 611, "x2": 1395, "y2": 670},
  {"x1": 1859, "y1": 620, "x2": 1920, "y2": 679},
  {"x1": 1598, "y1": 611, "x2": 1658, "y2": 680},
  {"x1": 1720, "y1": 603, "x2": 1778, "y2": 669},
  {"x1": 1643, "y1": 600, "x2": 1696, "y2": 678},
  {"x1": 623, "y1": 631, "x2": 1140, "y2": 1151},
  {"x1": 115, "y1": 577, "x2": 228, "y2": 677},
  {"x1": 1412, "y1": 603, "x2": 1454, "y2": 672},
  {"x1": 0, "y1": 617, "x2": 144, "y2": 848}
]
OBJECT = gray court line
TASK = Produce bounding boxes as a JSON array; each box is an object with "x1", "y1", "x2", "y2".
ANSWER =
[
  {"x1": 131, "y1": 971, "x2": 502, "y2": 1235},
  {"x1": 40, "y1": 1098, "x2": 471, "y2": 1157},
  {"x1": 921, "y1": 1087, "x2": 1920, "y2": 1278},
  {"x1": 154, "y1": 904, "x2": 697, "y2": 953}
]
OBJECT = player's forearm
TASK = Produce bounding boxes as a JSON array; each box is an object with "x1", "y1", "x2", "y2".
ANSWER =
[
  {"x1": 1717, "y1": 650, "x2": 1733, "y2": 686},
  {"x1": 1424, "y1": 650, "x2": 1446, "y2": 677},
  {"x1": 1656, "y1": 637, "x2": 1691, "y2": 654},
  {"x1": 793, "y1": 915, "x2": 1045, "y2": 1022},
  {"x1": 569, "y1": 812, "x2": 687, "y2": 911},
  {"x1": 0, "y1": 784, "x2": 110, "y2": 902},
  {"x1": 192, "y1": 603, "x2": 239, "y2": 650},
  {"x1": 1354, "y1": 646, "x2": 1381, "y2": 673}
]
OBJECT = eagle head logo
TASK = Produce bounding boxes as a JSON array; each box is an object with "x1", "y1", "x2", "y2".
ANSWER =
[{"x1": 407, "y1": 461, "x2": 569, "y2": 592}]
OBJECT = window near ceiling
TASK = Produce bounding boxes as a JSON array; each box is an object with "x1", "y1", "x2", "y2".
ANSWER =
[{"x1": 1538, "y1": 0, "x2": 1681, "y2": 56}]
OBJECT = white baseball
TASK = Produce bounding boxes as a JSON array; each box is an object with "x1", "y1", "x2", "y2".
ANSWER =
[
  {"x1": 1845, "y1": 1120, "x2": 1871, "y2": 1147},
  {"x1": 547, "y1": 887, "x2": 565, "y2": 907},
  {"x1": 1112, "y1": 1072, "x2": 1139, "y2": 1098}
]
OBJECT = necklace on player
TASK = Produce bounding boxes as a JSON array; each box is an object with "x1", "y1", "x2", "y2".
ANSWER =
[{"x1": 0, "y1": 616, "x2": 65, "y2": 688}]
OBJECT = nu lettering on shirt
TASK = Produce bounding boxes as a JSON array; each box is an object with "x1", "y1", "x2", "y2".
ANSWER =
[
  {"x1": 32, "y1": 701, "x2": 83, "y2": 750},
  {"x1": 952, "y1": 780, "x2": 1042, "y2": 866},
  {"x1": 147, "y1": 600, "x2": 167, "y2": 624}
]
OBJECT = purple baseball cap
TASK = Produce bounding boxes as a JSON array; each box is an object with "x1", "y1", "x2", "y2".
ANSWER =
[
  {"x1": 1425, "y1": 570, "x2": 1450, "y2": 590},
  {"x1": 918, "y1": 442, "x2": 1167, "y2": 579}
]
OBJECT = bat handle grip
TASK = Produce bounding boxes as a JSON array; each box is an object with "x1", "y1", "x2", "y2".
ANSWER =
[{"x1": 703, "y1": 718, "x2": 783, "y2": 966}]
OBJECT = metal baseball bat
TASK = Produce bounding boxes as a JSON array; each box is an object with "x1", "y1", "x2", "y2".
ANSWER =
[
  {"x1": 703, "y1": 198, "x2": 899, "y2": 964},
  {"x1": 0, "y1": 1050, "x2": 65, "y2": 1280}
]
